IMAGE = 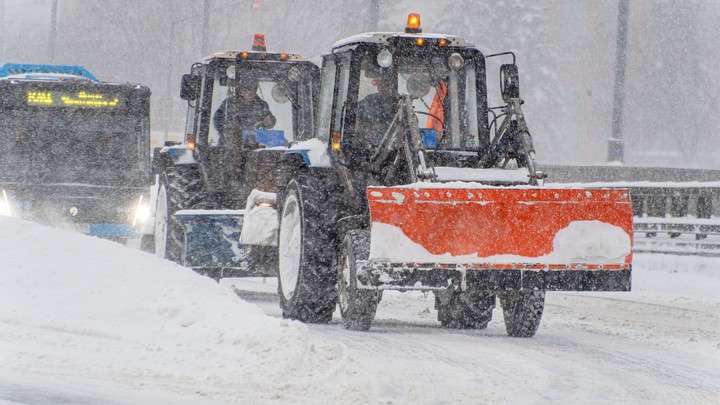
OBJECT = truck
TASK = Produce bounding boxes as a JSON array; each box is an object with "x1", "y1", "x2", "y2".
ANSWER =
[
  {"x1": 0, "y1": 63, "x2": 152, "y2": 241},
  {"x1": 271, "y1": 14, "x2": 633, "y2": 337},
  {"x1": 151, "y1": 35, "x2": 319, "y2": 279}
]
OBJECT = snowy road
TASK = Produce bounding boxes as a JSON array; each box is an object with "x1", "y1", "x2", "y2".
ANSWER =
[
  {"x1": 2, "y1": 217, "x2": 720, "y2": 404},
  {"x1": 228, "y1": 272, "x2": 720, "y2": 405}
]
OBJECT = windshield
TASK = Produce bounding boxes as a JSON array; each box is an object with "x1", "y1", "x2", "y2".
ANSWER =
[
  {"x1": 0, "y1": 108, "x2": 149, "y2": 185},
  {"x1": 355, "y1": 50, "x2": 481, "y2": 151},
  {"x1": 207, "y1": 62, "x2": 316, "y2": 148}
]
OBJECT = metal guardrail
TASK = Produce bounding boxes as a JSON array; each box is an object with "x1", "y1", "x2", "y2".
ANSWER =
[{"x1": 539, "y1": 164, "x2": 720, "y2": 256}]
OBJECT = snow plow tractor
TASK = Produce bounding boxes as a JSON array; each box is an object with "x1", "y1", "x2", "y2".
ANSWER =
[
  {"x1": 274, "y1": 14, "x2": 633, "y2": 337},
  {"x1": 151, "y1": 35, "x2": 319, "y2": 279}
]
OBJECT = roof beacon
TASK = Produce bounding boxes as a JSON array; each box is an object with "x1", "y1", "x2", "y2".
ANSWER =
[
  {"x1": 252, "y1": 34, "x2": 267, "y2": 51},
  {"x1": 405, "y1": 13, "x2": 421, "y2": 34}
]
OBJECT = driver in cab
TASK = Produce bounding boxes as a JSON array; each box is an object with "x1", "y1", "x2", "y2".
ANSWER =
[
  {"x1": 213, "y1": 77, "x2": 276, "y2": 148},
  {"x1": 356, "y1": 74, "x2": 398, "y2": 146}
]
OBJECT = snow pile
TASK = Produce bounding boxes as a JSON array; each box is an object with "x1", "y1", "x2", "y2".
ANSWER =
[
  {"x1": 370, "y1": 222, "x2": 477, "y2": 263},
  {"x1": 289, "y1": 138, "x2": 331, "y2": 167},
  {"x1": 370, "y1": 220, "x2": 630, "y2": 263},
  {"x1": 546, "y1": 220, "x2": 630, "y2": 263},
  {"x1": 240, "y1": 189, "x2": 278, "y2": 246},
  {"x1": 433, "y1": 166, "x2": 530, "y2": 183},
  {"x1": 0, "y1": 217, "x2": 359, "y2": 404}
]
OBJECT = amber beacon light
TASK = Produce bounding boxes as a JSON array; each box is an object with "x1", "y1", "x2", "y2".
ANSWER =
[{"x1": 405, "y1": 13, "x2": 422, "y2": 33}]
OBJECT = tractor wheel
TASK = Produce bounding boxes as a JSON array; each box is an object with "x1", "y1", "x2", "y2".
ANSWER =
[
  {"x1": 154, "y1": 165, "x2": 204, "y2": 264},
  {"x1": 435, "y1": 290, "x2": 495, "y2": 329},
  {"x1": 277, "y1": 176, "x2": 336, "y2": 323},
  {"x1": 140, "y1": 234, "x2": 155, "y2": 253},
  {"x1": 338, "y1": 230, "x2": 378, "y2": 331},
  {"x1": 500, "y1": 290, "x2": 546, "y2": 337}
]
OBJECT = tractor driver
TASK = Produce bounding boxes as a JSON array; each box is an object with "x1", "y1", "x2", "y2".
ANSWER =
[
  {"x1": 356, "y1": 74, "x2": 399, "y2": 146},
  {"x1": 213, "y1": 77, "x2": 276, "y2": 147}
]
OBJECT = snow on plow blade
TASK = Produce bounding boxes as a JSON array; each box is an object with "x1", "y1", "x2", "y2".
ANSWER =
[{"x1": 366, "y1": 186, "x2": 633, "y2": 292}]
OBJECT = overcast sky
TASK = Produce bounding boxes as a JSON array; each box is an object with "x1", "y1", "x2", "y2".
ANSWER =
[{"x1": 2, "y1": 0, "x2": 719, "y2": 169}]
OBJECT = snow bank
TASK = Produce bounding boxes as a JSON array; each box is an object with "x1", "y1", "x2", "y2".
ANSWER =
[{"x1": 0, "y1": 217, "x2": 353, "y2": 403}]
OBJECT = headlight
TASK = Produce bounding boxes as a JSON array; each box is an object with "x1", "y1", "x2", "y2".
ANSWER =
[
  {"x1": 448, "y1": 53, "x2": 464, "y2": 71},
  {"x1": 0, "y1": 189, "x2": 12, "y2": 217},
  {"x1": 377, "y1": 49, "x2": 393, "y2": 68},
  {"x1": 132, "y1": 195, "x2": 151, "y2": 226}
]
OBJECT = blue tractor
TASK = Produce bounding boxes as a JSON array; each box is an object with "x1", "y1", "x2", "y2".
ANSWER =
[{"x1": 151, "y1": 35, "x2": 319, "y2": 279}]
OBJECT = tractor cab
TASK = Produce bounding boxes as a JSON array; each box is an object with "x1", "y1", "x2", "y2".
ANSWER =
[
  {"x1": 179, "y1": 34, "x2": 319, "y2": 207},
  {"x1": 318, "y1": 14, "x2": 533, "y2": 189}
]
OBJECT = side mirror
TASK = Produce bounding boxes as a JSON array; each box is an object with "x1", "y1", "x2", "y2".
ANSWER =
[
  {"x1": 500, "y1": 64, "x2": 519, "y2": 102},
  {"x1": 180, "y1": 74, "x2": 200, "y2": 101}
]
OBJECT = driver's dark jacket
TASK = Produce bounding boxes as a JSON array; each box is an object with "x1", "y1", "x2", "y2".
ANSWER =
[
  {"x1": 213, "y1": 95, "x2": 276, "y2": 145},
  {"x1": 356, "y1": 93, "x2": 397, "y2": 145}
]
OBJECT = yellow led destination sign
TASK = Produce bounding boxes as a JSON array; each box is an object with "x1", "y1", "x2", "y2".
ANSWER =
[
  {"x1": 61, "y1": 91, "x2": 120, "y2": 107},
  {"x1": 27, "y1": 91, "x2": 53, "y2": 104},
  {"x1": 26, "y1": 90, "x2": 124, "y2": 108}
]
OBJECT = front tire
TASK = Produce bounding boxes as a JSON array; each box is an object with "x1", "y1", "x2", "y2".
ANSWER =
[
  {"x1": 338, "y1": 230, "x2": 378, "y2": 331},
  {"x1": 277, "y1": 176, "x2": 336, "y2": 323},
  {"x1": 435, "y1": 290, "x2": 495, "y2": 329},
  {"x1": 501, "y1": 290, "x2": 546, "y2": 337},
  {"x1": 140, "y1": 234, "x2": 155, "y2": 253},
  {"x1": 154, "y1": 165, "x2": 204, "y2": 264}
]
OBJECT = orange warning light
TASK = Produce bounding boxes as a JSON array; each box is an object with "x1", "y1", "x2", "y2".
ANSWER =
[{"x1": 406, "y1": 13, "x2": 422, "y2": 33}]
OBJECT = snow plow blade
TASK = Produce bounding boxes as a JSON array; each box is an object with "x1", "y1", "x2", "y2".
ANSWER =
[
  {"x1": 365, "y1": 186, "x2": 633, "y2": 292},
  {"x1": 174, "y1": 210, "x2": 276, "y2": 277}
]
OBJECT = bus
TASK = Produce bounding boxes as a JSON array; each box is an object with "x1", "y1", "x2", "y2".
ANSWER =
[{"x1": 0, "y1": 63, "x2": 152, "y2": 241}]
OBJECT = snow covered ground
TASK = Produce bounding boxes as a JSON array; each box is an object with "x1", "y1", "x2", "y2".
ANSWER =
[{"x1": 1, "y1": 216, "x2": 719, "y2": 404}]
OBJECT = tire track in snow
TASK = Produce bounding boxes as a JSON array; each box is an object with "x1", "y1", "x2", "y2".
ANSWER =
[{"x1": 231, "y1": 282, "x2": 720, "y2": 404}]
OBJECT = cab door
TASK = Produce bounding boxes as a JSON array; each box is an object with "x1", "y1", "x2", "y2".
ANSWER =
[{"x1": 194, "y1": 61, "x2": 243, "y2": 207}]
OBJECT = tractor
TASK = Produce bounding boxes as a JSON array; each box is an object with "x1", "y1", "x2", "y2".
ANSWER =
[
  {"x1": 151, "y1": 35, "x2": 319, "y2": 279},
  {"x1": 271, "y1": 14, "x2": 633, "y2": 336}
]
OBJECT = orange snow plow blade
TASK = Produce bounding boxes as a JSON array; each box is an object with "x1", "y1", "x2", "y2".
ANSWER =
[{"x1": 367, "y1": 187, "x2": 633, "y2": 265}]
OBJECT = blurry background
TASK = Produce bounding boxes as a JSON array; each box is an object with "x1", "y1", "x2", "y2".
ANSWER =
[{"x1": 1, "y1": 0, "x2": 719, "y2": 169}]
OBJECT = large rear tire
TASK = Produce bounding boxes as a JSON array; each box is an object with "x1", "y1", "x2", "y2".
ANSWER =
[
  {"x1": 338, "y1": 230, "x2": 378, "y2": 331},
  {"x1": 277, "y1": 176, "x2": 336, "y2": 323},
  {"x1": 435, "y1": 290, "x2": 495, "y2": 329},
  {"x1": 154, "y1": 165, "x2": 204, "y2": 264},
  {"x1": 500, "y1": 290, "x2": 546, "y2": 337}
]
